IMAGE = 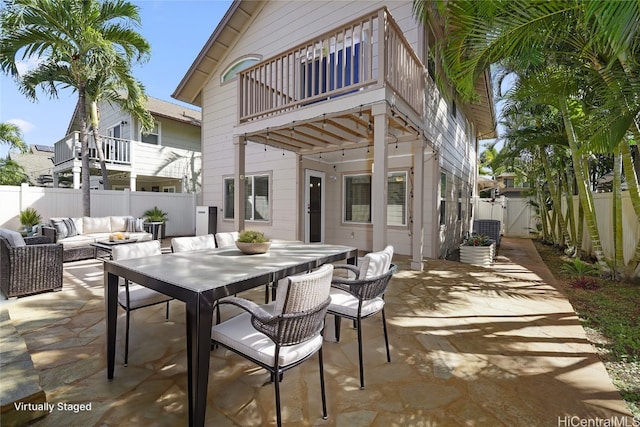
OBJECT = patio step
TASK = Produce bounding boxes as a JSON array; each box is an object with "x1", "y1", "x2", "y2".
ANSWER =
[{"x1": 0, "y1": 308, "x2": 48, "y2": 426}]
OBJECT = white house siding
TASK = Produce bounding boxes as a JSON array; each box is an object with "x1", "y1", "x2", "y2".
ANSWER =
[{"x1": 198, "y1": 0, "x2": 482, "y2": 257}]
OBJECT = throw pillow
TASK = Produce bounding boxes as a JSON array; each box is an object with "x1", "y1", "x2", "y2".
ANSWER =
[
  {"x1": 51, "y1": 219, "x2": 68, "y2": 239},
  {"x1": 62, "y1": 218, "x2": 77, "y2": 237},
  {"x1": 135, "y1": 218, "x2": 146, "y2": 232},
  {"x1": 125, "y1": 216, "x2": 137, "y2": 233}
]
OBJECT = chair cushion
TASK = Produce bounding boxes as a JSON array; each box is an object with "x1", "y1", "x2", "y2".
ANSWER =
[
  {"x1": 171, "y1": 235, "x2": 216, "y2": 252},
  {"x1": 211, "y1": 310, "x2": 324, "y2": 367},
  {"x1": 112, "y1": 240, "x2": 161, "y2": 261},
  {"x1": 215, "y1": 231, "x2": 239, "y2": 248},
  {"x1": 0, "y1": 228, "x2": 26, "y2": 247},
  {"x1": 328, "y1": 288, "x2": 385, "y2": 318},
  {"x1": 119, "y1": 283, "x2": 171, "y2": 309},
  {"x1": 359, "y1": 245, "x2": 394, "y2": 279}
]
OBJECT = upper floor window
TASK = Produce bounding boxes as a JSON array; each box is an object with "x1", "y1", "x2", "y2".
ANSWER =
[
  {"x1": 223, "y1": 174, "x2": 270, "y2": 221},
  {"x1": 343, "y1": 171, "x2": 408, "y2": 226},
  {"x1": 221, "y1": 56, "x2": 261, "y2": 84},
  {"x1": 141, "y1": 122, "x2": 160, "y2": 145}
]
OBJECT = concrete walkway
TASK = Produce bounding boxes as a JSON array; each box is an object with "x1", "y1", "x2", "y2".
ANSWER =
[{"x1": 2, "y1": 237, "x2": 636, "y2": 426}]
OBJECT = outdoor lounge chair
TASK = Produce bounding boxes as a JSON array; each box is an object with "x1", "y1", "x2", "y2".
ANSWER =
[
  {"x1": 0, "y1": 228, "x2": 63, "y2": 298},
  {"x1": 328, "y1": 245, "x2": 396, "y2": 388},
  {"x1": 211, "y1": 263, "x2": 334, "y2": 427},
  {"x1": 111, "y1": 240, "x2": 173, "y2": 366}
]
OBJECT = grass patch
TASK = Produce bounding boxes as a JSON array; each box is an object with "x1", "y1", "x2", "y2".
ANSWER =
[{"x1": 533, "y1": 240, "x2": 640, "y2": 417}]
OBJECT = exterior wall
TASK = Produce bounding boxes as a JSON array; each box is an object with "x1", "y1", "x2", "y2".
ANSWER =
[{"x1": 199, "y1": 0, "x2": 482, "y2": 257}]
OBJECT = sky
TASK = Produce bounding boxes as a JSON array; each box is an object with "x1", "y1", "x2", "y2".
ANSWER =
[{"x1": 0, "y1": 0, "x2": 234, "y2": 158}]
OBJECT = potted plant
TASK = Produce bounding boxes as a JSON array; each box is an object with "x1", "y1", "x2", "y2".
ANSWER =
[
  {"x1": 143, "y1": 206, "x2": 168, "y2": 239},
  {"x1": 235, "y1": 230, "x2": 271, "y2": 254},
  {"x1": 143, "y1": 206, "x2": 168, "y2": 223},
  {"x1": 18, "y1": 207, "x2": 42, "y2": 236},
  {"x1": 459, "y1": 233, "x2": 495, "y2": 267}
]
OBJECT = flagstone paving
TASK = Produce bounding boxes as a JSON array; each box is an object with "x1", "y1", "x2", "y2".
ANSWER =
[{"x1": 1, "y1": 237, "x2": 636, "y2": 426}]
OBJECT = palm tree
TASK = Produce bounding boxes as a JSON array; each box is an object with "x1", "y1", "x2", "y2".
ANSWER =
[
  {"x1": 0, "y1": 122, "x2": 27, "y2": 153},
  {"x1": 413, "y1": 0, "x2": 640, "y2": 276},
  {"x1": 0, "y1": 0, "x2": 151, "y2": 215},
  {"x1": 0, "y1": 158, "x2": 29, "y2": 185}
]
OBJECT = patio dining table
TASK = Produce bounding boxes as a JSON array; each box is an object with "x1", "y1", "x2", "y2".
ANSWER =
[{"x1": 104, "y1": 241, "x2": 358, "y2": 426}]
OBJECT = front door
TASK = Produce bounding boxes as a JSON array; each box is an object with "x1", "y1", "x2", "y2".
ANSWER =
[{"x1": 305, "y1": 170, "x2": 324, "y2": 243}]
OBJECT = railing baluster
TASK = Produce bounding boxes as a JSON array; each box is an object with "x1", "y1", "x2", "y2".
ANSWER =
[{"x1": 237, "y1": 7, "x2": 424, "y2": 122}]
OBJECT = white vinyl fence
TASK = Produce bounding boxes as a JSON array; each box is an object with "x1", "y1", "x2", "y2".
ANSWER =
[
  {"x1": 1, "y1": 184, "x2": 198, "y2": 237},
  {"x1": 473, "y1": 196, "x2": 537, "y2": 238},
  {"x1": 565, "y1": 192, "x2": 640, "y2": 266}
]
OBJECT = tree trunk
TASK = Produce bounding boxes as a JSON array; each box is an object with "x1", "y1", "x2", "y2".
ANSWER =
[
  {"x1": 559, "y1": 98, "x2": 607, "y2": 267},
  {"x1": 78, "y1": 88, "x2": 91, "y2": 217},
  {"x1": 539, "y1": 146, "x2": 571, "y2": 247},
  {"x1": 90, "y1": 101, "x2": 110, "y2": 190}
]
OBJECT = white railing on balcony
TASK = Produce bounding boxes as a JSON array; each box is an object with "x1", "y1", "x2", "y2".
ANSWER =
[
  {"x1": 53, "y1": 132, "x2": 131, "y2": 166},
  {"x1": 238, "y1": 7, "x2": 424, "y2": 123}
]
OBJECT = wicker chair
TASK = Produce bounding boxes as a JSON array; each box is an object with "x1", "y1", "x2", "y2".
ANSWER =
[
  {"x1": 111, "y1": 240, "x2": 173, "y2": 366},
  {"x1": 0, "y1": 229, "x2": 63, "y2": 298},
  {"x1": 328, "y1": 245, "x2": 396, "y2": 389},
  {"x1": 211, "y1": 263, "x2": 334, "y2": 427}
]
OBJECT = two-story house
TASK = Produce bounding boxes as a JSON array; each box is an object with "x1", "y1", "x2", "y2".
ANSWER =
[
  {"x1": 173, "y1": 0, "x2": 496, "y2": 269},
  {"x1": 52, "y1": 96, "x2": 202, "y2": 194}
]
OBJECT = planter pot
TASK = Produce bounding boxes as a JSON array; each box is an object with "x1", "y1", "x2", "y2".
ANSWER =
[
  {"x1": 459, "y1": 243, "x2": 495, "y2": 267},
  {"x1": 236, "y1": 241, "x2": 272, "y2": 255}
]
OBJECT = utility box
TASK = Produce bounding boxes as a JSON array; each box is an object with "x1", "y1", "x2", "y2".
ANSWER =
[{"x1": 195, "y1": 206, "x2": 217, "y2": 236}]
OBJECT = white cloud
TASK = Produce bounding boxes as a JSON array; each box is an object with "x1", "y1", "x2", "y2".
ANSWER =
[
  {"x1": 7, "y1": 118, "x2": 35, "y2": 134},
  {"x1": 15, "y1": 56, "x2": 42, "y2": 76}
]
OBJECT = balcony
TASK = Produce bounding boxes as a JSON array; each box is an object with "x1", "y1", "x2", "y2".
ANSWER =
[
  {"x1": 238, "y1": 7, "x2": 424, "y2": 124},
  {"x1": 53, "y1": 132, "x2": 132, "y2": 167}
]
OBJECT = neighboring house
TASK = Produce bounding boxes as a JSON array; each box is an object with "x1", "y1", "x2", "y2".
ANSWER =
[
  {"x1": 8, "y1": 145, "x2": 67, "y2": 187},
  {"x1": 52, "y1": 96, "x2": 202, "y2": 194},
  {"x1": 172, "y1": 1, "x2": 496, "y2": 268},
  {"x1": 495, "y1": 172, "x2": 529, "y2": 198}
]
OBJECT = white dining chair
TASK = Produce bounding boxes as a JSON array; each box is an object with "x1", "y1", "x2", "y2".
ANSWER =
[{"x1": 112, "y1": 240, "x2": 173, "y2": 366}]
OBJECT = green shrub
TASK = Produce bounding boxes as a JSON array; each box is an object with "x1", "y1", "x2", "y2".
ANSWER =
[
  {"x1": 143, "y1": 206, "x2": 168, "y2": 222},
  {"x1": 237, "y1": 230, "x2": 268, "y2": 243},
  {"x1": 19, "y1": 207, "x2": 41, "y2": 227},
  {"x1": 561, "y1": 257, "x2": 599, "y2": 277}
]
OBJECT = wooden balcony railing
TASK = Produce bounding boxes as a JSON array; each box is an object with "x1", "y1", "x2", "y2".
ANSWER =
[
  {"x1": 53, "y1": 132, "x2": 131, "y2": 166},
  {"x1": 238, "y1": 7, "x2": 424, "y2": 122}
]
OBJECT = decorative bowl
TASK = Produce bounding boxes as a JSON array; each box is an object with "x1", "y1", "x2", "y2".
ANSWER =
[{"x1": 235, "y1": 241, "x2": 271, "y2": 255}]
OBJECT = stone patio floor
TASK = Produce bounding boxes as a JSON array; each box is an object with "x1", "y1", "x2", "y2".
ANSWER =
[{"x1": 1, "y1": 237, "x2": 637, "y2": 426}]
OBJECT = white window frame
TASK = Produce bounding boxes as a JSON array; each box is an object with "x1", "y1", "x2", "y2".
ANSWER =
[
  {"x1": 342, "y1": 171, "x2": 408, "y2": 226},
  {"x1": 140, "y1": 121, "x2": 161, "y2": 146},
  {"x1": 223, "y1": 174, "x2": 271, "y2": 222},
  {"x1": 162, "y1": 186, "x2": 176, "y2": 193},
  {"x1": 221, "y1": 55, "x2": 261, "y2": 84}
]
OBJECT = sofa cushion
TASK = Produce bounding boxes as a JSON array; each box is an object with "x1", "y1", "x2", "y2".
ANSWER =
[
  {"x1": 110, "y1": 216, "x2": 129, "y2": 233},
  {"x1": 57, "y1": 235, "x2": 96, "y2": 249},
  {"x1": 83, "y1": 217, "x2": 111, "y2": 234},
  {"x1": 0, "y1": 228, "x2": 26, "y2": 247}
]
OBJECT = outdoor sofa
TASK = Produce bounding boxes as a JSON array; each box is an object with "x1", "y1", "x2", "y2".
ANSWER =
[
  {"x1": 0, "y1": 228, "x2": 63, "y2": 297},
  {"x1": 42, "y1": 216, "x2": 152, "y2": 262}
]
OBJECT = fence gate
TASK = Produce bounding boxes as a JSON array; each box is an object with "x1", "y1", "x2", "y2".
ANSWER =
[{"x1": 504, "y1": 198, "x2": 534, "y2": 237}]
